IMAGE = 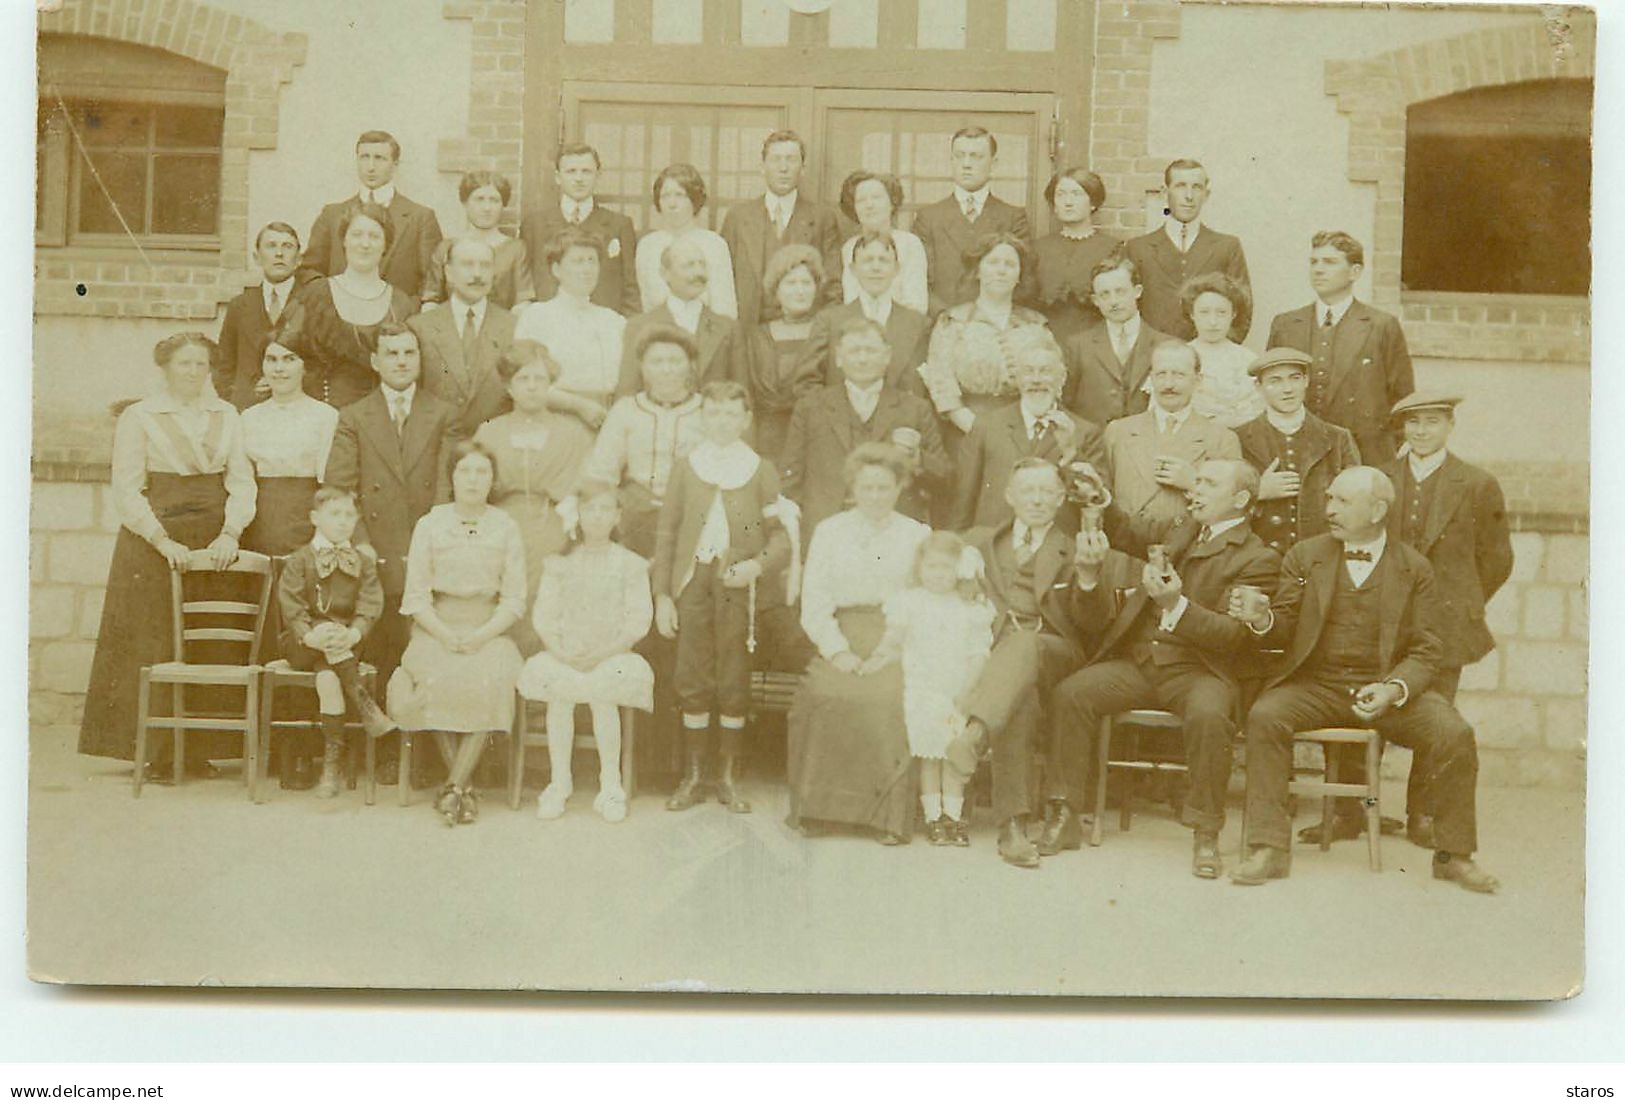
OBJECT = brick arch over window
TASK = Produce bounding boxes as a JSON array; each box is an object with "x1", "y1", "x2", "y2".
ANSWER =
[
  {"x1": 1325, "y1": 15, "x2": 1594, "y2": 362},
  {"x1": 36, "y1": 0, "x2": 306, "y2": 320}
]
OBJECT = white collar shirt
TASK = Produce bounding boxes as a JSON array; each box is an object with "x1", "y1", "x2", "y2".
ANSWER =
[
  {"x1": 450, "y1": 294, "x2": 489, "y2": 338},
  {"x1": 665, "y1": 294, "x2": 704, "y2": 334},
  {"x1": 1152, "y1": 402, "x2": 1192, "y2": 436},
  {"x1": 845, "y1": 379, "x2": 883, "y2": 423},
  {"x1": 361, "y1": 183, "x2": 396, "y2": 207},
  {"x1": 1409, "y1": 448, "x2": 1448, "y2": 483},
  {"x1": 1164, "y1": 217, "x2": 1203, "y2": 253},
  {"x1": 1266, "y1": 407, "x2": 1308, "y2": 435},
  {"x1": 1343, "y1": 530, "x2": 1388, "y2": 588},
  {"x1": 1317, "y1": 295, "x2": 1356, "y2": 328},
  {"x1": 954, "y1": 185, "x2": 990, "y2": 221},
  {"x1": 561, "y1": 196, "x2": 595, "y2": 224}
]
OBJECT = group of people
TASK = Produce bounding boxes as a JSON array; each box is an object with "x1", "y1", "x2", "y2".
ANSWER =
[{"x1": 78, "y1": 124, "x2": 1514, "y2": 893}]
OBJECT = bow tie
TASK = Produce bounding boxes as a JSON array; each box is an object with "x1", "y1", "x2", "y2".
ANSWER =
[
  {"x1": 314, "y1": 545, "x2": 362, "y2": 578},
  {"x1": 1344, "y1": 549, "x2": 1373, "y2": 563}
]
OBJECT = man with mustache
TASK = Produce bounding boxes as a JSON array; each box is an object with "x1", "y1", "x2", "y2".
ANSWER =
[
  {"x1": 617, "y1": 235, "x2": 745, "y2": 399},
  {"x1": 1230, "y1": 466, "x2": 1499, "y2": 894},
  {"x1": 1099, "y1": 340, "x2": 1241, "y2": 542},
  {"x1": 409, "y1": 237, "x2": 518, "y2": 435}
]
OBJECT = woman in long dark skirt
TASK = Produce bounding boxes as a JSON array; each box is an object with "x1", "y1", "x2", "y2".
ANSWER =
[
  {"x1": 786, "y1": 444, "x2": 929, "y2": 844},
  {"x1": 239, "y1": 327, "x2": 341, "y2": 787},
  {"x1": 78, "y1": 333, "x2": 258, "y2": 774}
]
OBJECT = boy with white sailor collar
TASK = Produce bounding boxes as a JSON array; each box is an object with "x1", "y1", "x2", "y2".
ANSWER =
[{"x1": 652, "y1": 381, "x2": 795, "y2": 815}]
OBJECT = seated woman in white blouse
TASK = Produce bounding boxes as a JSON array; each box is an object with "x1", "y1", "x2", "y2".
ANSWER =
[
  {"x1": 634, "y1": 163, "x2": 738, "y2": 319},
  {"x1": 514, "y1": 226, "x2": 627, "y2": 431},
  {"x1": 837, "y1": 170, "x2": 928, "y2": 315},
  {"x1": 240, "y1": 330, "x2": 340, "y2": 557},
  {"x1": 786, "y1": 443, "x2": 931, "y2": 846}
]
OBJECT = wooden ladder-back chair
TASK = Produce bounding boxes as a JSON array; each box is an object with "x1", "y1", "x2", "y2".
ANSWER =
[
  {"x1": 132, "y1": 549, "x2": 274, "y2": 797},
  {"x1": 507, "y1": 698, "x2": 638, "y2": 811}
]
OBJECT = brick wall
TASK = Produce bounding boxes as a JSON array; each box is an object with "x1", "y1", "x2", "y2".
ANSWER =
[
  {"x1": 1087, "y1": 0, "x2": 1183, "y2": 237},
  {"x1": 34, "y1": 0, "x2": 307, "y2": 320},
  {"x1": 438, "y1": 0, "x2": 527, "y2": 228}
]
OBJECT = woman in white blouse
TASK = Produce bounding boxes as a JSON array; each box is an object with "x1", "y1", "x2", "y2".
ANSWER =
[
  {"x1": 837, "y1": 170, "x2": 929, "y2": 315},
  {"x1": 634, "y1": 163, "x2": 738, "y2": 319},
  {"x1": 79, "y1": 332, "x2": 258, "y2": 771},
  {"x1": 240, "y1": 333, "x2": 339, "y2": 557},
  {"x1": 513, "y1": 226, "x2": 627, "y2": 431},
  {"x1": 786, "y1": 442, "x2": 930, "y2": 845},
  {"x1": 387, "y1": 440, "x2": 528, "y2": 826}
]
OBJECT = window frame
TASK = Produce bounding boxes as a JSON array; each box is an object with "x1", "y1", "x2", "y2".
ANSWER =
[{"x1": 37, "y1": 40, "x2": 226, "y2": 254}]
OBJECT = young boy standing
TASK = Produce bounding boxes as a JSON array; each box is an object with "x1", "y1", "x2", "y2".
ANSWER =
[
  {"x1": 1234, "y1": 346, "x2": 1362, "y2": 557},
  {"x1": 652, "y1": 381, "x2": 793, "y2": 815}
]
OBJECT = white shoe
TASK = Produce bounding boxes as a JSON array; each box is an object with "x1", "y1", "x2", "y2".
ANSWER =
[
  {"x1": 536, "y1": 784, "x2": 572, "y2": 820},
  {"x1": 593, "y1": 786, "x2": 628, "y2": 823}
]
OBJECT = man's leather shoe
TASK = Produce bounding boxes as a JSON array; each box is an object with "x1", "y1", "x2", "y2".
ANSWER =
[
  {"x1": 1230, "y1": 846, "x2": 1291, "y2": 885},
  {"x1": 1433, "y1": 854, "x2": 1499, "y2": 894},
  {"x1": 997, "y1": 817, "x2": 1040, "y2": 869},
  {"x1": 1036, "y1": 800, "x2": 1083, "y2": 856},
  {"x1": 1296, "y1": 814, "x2": 1364, "y2": 845},
  {"x1": 1192, "y1": 831, "x2": 1222, "y2": 879},
  {"x1": 1407, "y1": 814, "x2": 1436, "y2": 849}
]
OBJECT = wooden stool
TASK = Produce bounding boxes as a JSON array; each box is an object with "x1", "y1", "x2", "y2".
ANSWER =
[
  {"x1": 1090, "y1": 709, "x2": 1187, "y2": 846},
  {"x1": 255, "y1": 659, "x2": 379, "y2": 805}
]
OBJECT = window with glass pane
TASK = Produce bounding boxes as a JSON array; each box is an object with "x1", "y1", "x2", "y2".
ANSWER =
[
  {"x1": 58, "y1": 99, "x2": 223, "y2": 241},
  {"x1": 580, "y1": 101, "x2": 786, "y2": 231},
  {"x1": 1402, "y1": 79, "x2": 1592, "y2": 297}
]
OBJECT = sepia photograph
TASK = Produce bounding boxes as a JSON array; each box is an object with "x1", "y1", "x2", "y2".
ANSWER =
[{"x1": 23, "y1": 0, "x2": 1594, "y2": 1000}]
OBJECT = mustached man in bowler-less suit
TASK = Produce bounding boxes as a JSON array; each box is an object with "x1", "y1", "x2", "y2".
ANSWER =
[{"x1": 409, "y1": 237, "x2": 518, "y2": 436}]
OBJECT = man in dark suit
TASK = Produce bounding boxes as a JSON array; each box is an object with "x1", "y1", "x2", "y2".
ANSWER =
[
  {"x1": 408, "y1": 237, "x2": 517, "y2": 435},
  {"x1": 1266, "y1": 230, "x2": 1414, "y2": 463},
  {"x1": 1100, "y1": 342, "x2": 1242, "y2": 541},
  {"x1": 215, "y1": 222, "x2": 309, "y2": 409},
  {"x1": 1235, "y1": 347, "x2": 1362, "y2": 556},
  {"x1": 523, "y1": 141, "x2": 640, "y2": 315},
  {"x1": 616, "y1": 235, "x2": 744, "y2": 398},
  {"x1": 958, "y1": 459, "x2": 1084, "y2": 868},
  {"x1": 1125, "y1": 159, "x2": 1251, "y2": 341},
  {"x1": 801, "y1": 230, "x2": 929, "y2": 394},
  {"x1": 301, "y1": 130, "x2": 444, "y2": 299},
  {"x1": 912, "y1": 126, "x2": 1033, "y2": 313},
  {"x1": 951, "y1": 336, "x2": 1104, "y2": 531},
  {"x1": 780, "y1": 318, "x2": 950, "y2": 538},
  {"x1": 1066, "y1": 249, "x2": 1174, "y2": 424},
  {"x1": 1043, "y1": 459, "x2": 1281, "y2": 876},
  {"x1": 1229, "y1": 467, "x2": 1499, "y2": 893},
  {"x1": 1382, "y1": 393, "x2": 1513, "y2": 846},
  {"x1": 324, "y1": 322, "x2": 460, "y2": 683},
  {"x1": 719, "y1": 130, "x2": 842, "y2": 327}
]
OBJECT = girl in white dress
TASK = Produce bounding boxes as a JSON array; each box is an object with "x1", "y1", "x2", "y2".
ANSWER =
[
  {"x1": 862, "y1": 531, "x2": 995, "y2": 847},
  {"x1": 519, "y1": 481, "x2": 654, "y2": 823},
  {"x1": 1181, "y1": 271, "x2": 1263, "y2": 429}
]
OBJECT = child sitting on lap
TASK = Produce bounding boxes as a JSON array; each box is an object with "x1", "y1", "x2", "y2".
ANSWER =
[
  {"x1": 276, "y1": 486, "x2": 399, "y2": 798},
  {"x1": 519, "y1": 481, "x2": 655, "y2": 823}
]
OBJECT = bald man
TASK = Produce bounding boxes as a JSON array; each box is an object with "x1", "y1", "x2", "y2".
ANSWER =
[
  {"x1": 617, "y1": 234, "x2": 744, "y2": 398},
  {"x1": 1230, "y1": 466, "x2": 1498, "y2": 894}
]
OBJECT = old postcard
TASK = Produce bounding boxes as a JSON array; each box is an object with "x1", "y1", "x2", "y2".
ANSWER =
[{"x1": 26, "y1": 0, "x2": 1591, "y2": 998}]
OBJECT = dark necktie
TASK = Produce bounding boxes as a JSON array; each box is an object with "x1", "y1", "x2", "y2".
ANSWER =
[
  {"x1": 267, "y1": 284, "x2": 283, "y2": 323},
  {"x1": 1322, "y1": 308, "x2": 1335, "y2": 330},
  {"x1": 962, "y1": 195, "x2": 977, "y2": 221},
  {"x1": 462, "y1": 307, "x2": 480, "y2": 367},
  {"x1": 1344, "y1": 549, "x2": 1373, "y2": 562}
]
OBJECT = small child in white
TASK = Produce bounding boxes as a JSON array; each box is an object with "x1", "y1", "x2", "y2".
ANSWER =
[
  {"x1": 518, "y1": 480, "x2": 654, "y2": 822},
  {"x1": 863, "y1": 531, "x2": 995, "y2": 846}
]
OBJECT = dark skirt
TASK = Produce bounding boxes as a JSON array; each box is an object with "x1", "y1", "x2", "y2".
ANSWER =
[
  {"x1": 78, "y1": 473, "x2": 232, "y2": 760},
  {"x1": 786, "y1": 606, "x2": 915, "y2": 836},
  {"x1": 242, "y1": 476, "x2": 318, "y2": 557},
  {"x1": 242, "y1": 475, "x2": 320, "y2": 664}
]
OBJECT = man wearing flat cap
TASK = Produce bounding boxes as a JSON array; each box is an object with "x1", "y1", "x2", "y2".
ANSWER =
[
  {"x1": 1382, "y1": 393, "x2": 1513, "y2": 846},
  {"x1": 1235, "y1": 346, "x2": 1361, "y2": 557}
]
